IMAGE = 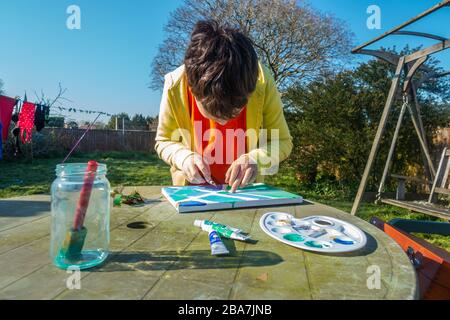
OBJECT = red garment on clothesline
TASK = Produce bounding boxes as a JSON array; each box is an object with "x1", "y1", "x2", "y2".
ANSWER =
[
  {"x1": 0, "y1": 95, "x2": 17, "y2": 141},
  {"x1": 18, "y1": 102, "x2": 36, "y2": 144}
]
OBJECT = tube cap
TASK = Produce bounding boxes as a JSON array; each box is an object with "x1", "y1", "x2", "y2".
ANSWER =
[{"x1": 193, "y1": 220, "x2": 203, "y2": 228}]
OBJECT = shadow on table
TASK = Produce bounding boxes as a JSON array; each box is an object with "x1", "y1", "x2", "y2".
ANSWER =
[
  {"x1": 94, "y1": 249, "x2": 283, "y2": 273},
  {"x1": 179, "y1": 200, "x2": 314, "y2": 214},
  {"x1": 0, "y1": 200, "x2": 50, "y2": 217},
  {"x1": 254, "y1": 199, "x2": 315, "y2": 209},
  {"x1": 118, "y1": 198, "x2": 164, "y2": 208},
  {"x1": 310, "y1": 230, "x2": 378, "y2": 257}
]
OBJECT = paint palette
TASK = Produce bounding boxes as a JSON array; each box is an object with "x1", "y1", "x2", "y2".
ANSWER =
[{"x1": 259, "y1": 213, "x2": 367, "y2": 253}]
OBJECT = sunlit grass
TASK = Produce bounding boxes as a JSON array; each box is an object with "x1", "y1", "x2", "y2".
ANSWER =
[{"x1": 0, "y1": 152, "x2": 172, "y2": 198}]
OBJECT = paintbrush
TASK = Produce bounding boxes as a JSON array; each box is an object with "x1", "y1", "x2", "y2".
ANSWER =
[
  {"x1": 198, "y1": 171, "x2": 217, "y2": 187},
  {"x1": 207, "y1": 179, "x2": 217, "y2": 186},
  {"x1": 60, "y1": 160, "x2": 98, "y2": 260}
]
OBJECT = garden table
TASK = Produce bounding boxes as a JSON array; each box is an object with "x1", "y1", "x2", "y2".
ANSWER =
[{"x1": 0, "y1": 186, "x2": 418, "y2": 300}]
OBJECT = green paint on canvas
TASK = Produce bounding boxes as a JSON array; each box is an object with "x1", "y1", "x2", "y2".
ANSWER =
[{"x1": 162, "y1": 183, "x2": 303, "y2": 212}]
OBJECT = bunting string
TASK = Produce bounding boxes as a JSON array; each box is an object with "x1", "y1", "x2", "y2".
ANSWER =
[{"x1": 13, "y1": 96, "x2": 112, "y2": 117}]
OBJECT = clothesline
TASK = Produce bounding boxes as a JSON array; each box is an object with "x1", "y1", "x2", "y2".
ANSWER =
[
  {"x1": 13, "y1": 96, "x2": 113, "y2": 117},
  {"x1": 1, "y1": 94, "x2": 111, "y2": 160}
]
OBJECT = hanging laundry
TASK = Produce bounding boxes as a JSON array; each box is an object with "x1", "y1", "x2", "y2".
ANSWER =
[
  {"x1": 11, "y1": 100, "x2": 22, "y2": 126},
  {"x1": 17, "y1": 101, "x2": 36, "y2": 144},
  {"x1": 0, "y1": 122, "x2": 3, "y2": 160},
  {"x1": 34, "y1": 104, "x2": 46, "y2": 132},
  {"x1": 0, "y1": 95, "x2": 17, "y2": 141},
  {"x1": 11, "y1": 125, "x2": 22, "y2": 157},
  {"x1": 11, "y1": 113, "x2": 19, "y2": 123},
  {"x1": 9, "y1": 100, "x2": 24, "y2": 157}
]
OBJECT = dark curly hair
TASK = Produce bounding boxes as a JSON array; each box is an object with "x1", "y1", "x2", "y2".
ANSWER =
[{"x1": 184, "y1": 20, "x2": 258, "y2": 120}]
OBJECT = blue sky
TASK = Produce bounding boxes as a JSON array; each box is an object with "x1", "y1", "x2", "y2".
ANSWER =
[{"x1": 0, "y1": 0, "x2": 448, "y2": 123}]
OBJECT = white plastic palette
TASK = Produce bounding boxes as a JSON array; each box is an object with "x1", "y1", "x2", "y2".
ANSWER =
[{"x1": 260, "y1": 213, "x2": 367, "y2": 253}]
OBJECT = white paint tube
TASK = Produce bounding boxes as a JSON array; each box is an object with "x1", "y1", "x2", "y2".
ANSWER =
[
  {"x1": 194, "y1": 220, "x2": 250, "y2": 241},
  {"x1": 209, "y1": 230, "x2": 229, "y2": 256}
]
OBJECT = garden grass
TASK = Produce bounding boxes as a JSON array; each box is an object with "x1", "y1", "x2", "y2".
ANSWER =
[{"x1": 0, "y1": 151, "x2": 172, "y2": 198}]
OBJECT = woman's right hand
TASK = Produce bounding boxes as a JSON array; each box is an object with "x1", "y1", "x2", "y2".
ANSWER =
[{"x1": 181, "y1": 153, "x2": 213, "y2": 185}]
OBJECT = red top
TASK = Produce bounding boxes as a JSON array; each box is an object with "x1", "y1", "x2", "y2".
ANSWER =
[
  {"x1": 0, "y1": 95, "x2": 17, "y2": 141},
  {"x1": 187, "y1": 88, "x2": 247, "y2": 184},
  {"x1": 18, "y1": 102, "x2": 36, "y2": 144}
]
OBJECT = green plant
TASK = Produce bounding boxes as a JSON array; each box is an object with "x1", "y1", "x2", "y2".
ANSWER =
[{"x1": 284, "y1": 49, "x2": 449, "y2": 191}]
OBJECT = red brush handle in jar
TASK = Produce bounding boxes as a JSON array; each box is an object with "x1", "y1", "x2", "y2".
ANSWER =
[{"x1": 73, "y1": 161, "x2": 98, "y2": 230}]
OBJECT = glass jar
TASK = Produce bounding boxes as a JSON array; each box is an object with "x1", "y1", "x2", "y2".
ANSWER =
[{"x1": 50, "y1": 162, "x2": 110, "y2": 270}]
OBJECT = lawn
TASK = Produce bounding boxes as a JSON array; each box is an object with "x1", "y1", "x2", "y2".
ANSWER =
[
  {"x1": 0, "y1": 151, "x2": 448, "y2": 250},
  {"x1": 0, "y1": 152, "x2": 172, "y2": 198}
]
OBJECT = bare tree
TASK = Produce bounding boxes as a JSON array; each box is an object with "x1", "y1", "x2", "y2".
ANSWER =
[
  {"x1": 150, "y1": 0, "x2": 353, "y2": 91},
  {"x1": 33, "y1": 82, "x2": 74, "y2": 119},
  {"x1": 34, "y1": 82, "x2": 72, "y2": 108}
]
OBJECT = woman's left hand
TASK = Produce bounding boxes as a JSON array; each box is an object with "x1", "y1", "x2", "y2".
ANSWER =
[{"x1": 225, "y1": 154, "x2": 258, "y2": 193}]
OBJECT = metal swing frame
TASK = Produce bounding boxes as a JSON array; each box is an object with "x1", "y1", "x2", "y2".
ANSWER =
[{"x1": 350, "y1": 0, "x2": 450, "y2": 218}]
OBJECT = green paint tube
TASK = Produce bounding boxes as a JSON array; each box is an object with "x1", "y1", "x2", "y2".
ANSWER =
[
  {"x1": 194, "y1": 220, "x2": 250, "y2": 241},
  {"x1": 201, "y1": 220, "x2": 243, "y2": 233}
]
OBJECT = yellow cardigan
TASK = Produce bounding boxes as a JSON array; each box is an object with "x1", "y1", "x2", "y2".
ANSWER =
[{"x1": 155, "y1": 62, "x2": 293, "y2": 186}]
